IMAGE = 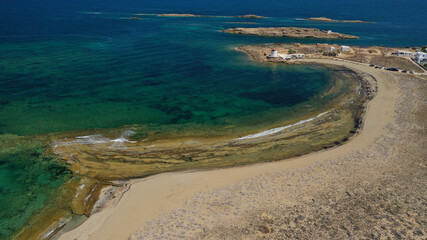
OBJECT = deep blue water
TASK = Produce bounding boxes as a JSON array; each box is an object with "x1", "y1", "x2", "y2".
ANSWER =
[{"x1": 1, "y1": 0, "x2": 426, "y2": 46}]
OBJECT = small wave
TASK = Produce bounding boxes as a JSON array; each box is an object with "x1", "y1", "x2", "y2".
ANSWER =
[
  {"x1": 53, "y1": 131, "x2": 136, "y2": 150},
  {"x1": 79, "y1": 11, "x2": 103, "y2": 15},
  {"x1": 235, "y1": 111, "x2": 330, "y2": 140},
  {"x1": 41, "y1": 216, "x2": 71, "y2": 239},
  {"x1": 74, "y1": 184, "x2": 86, "y2": 198},
  {"x1": 356, "y1": 83, "x2": 362, "y2": 95},
  {"x1": 76, "y1": 134, "x2": 110, "y2": 144}
]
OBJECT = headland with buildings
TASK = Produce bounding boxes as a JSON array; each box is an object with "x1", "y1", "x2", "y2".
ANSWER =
[{"x1": 240, "y1": 43, "x2": 427, "y2": 74}]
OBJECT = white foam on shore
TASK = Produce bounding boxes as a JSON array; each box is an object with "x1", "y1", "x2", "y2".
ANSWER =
[
  {"x1": 74, "y1": 184, "x2": 86, "y2": 198},
  {"x1": 52, "y1": 131, "x2": 136, "y2": 151},
  {"x1": 235, "y1": 111, "x2": 330, "y2": 140}
]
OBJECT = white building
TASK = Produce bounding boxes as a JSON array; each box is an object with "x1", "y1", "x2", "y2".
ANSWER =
[
  {"x1": 330, "y1": 46, "x2": 335, "y2": 51},
  {"x1": 327, "y1": 30, "x2": 333, "y2": 34},
  {"x1": 277, "y1": 53, "x2": 305, "y2": 60},
  {"x1": 341, "y1": 45, "x2": 351, "y2": 52},
  {"x1": 270, "y1": 48, "x2": 278, "y2": 58},
  {"x1": 278, "y1": 54, "x2": 291, "y2": 60},
  {"x1": 396, "y1": 50, "x2": 414, "y2": 57},
  {"x1": 414, "y1": 51, "x2": 427, "y2": 63},
  {"x1": 290, "y1": 54, "x2": 305, "y2": 59}
]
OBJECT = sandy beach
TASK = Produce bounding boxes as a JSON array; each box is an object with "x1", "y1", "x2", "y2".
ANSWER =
[{"x1": 58, "y1": 59, "x2": 426, "y2": 240}]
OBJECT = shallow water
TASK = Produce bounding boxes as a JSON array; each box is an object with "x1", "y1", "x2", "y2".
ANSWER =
[
  {"x1": 0, "y1": 135, "x2": 71, "y2": 239},
  {"x1": 0, "y1": 36, "x2": 334, "y2": 136}
]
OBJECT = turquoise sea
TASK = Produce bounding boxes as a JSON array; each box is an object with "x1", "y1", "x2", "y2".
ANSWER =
[{"x1": 0, "y1": 0, "x2": 426, "y2": 238}]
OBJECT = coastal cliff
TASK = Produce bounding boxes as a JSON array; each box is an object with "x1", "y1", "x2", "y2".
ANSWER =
[{"x1": 222, "y1": 27, "x2": 359, "y2": 39}]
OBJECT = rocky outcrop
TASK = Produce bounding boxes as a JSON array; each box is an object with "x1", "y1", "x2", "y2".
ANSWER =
[
  {"x1": 156, "y1": 14, "x2": 207, "y2": 17},
  {"x1": 222, "y1": 27, "x2": 359, "y2": 39},
  {"x1": 234, "y1": 15, "x2": 267, "y2": 19},
  {"x1": 305, "y1": 17, "x2": 374, "y2": 23}
]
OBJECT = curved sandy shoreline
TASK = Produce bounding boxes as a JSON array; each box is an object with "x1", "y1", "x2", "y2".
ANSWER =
[{"x1": 57, "y1": 58, "x2": 408, "y2": 240}]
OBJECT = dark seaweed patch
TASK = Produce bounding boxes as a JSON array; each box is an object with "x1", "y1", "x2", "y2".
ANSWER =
[
  {"x1": 241, "y1": 89, "x2": 303, "y2": 106},
  {"x1": 0, "y1": 142, "x2": 71, "y2": 239},
  {"x1": 0, "y1": 100, "x2": 10, "y2": 106}
]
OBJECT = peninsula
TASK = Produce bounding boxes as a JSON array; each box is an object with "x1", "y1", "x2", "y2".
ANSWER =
[
  {"x1": 237, "y1": 43, "x2": 426, "y2": 73},
  {"x1": 305, "y1": 17, "x2": 374, "y2": 23},
  {"x1": 222, "y1": 27, "x2": 359, "y2": 39}
]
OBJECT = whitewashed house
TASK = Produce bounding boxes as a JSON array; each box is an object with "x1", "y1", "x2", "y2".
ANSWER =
[
  {"x1": 341, "y1": 45, "x2": 350, "y2": 52},
  {"x1": 396, "y1": 50, "x2": 414, "y2": 57},
  {"x1": 290, "y1": 54, "x2": 305, "y2": 59},
  {"x1": 414, "y1": 51, "x2": 427, "y2": 63},
  {"x1": 278, "y1": 54, "x2": 291, "y2": 60},
  {"x1": 330, "y1": 46, "x2": 335, "y2": 51}
]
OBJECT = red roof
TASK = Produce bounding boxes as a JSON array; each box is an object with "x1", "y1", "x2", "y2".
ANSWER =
[{"x1": 272, "y1": 48, "x2": 277, "y2": 51}]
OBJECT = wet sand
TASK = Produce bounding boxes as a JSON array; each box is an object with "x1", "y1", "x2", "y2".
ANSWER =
[{"x1": 58, "y1": 59, "x2": 426, "y2": 239}]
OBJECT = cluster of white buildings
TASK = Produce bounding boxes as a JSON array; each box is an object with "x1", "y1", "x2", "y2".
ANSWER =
[
  {"x1": 395, "y1": 49, "x2": 427, "y2": 64},
  {"x1": 268, "y1": 46, "x2": 427, "y2": 64}
]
